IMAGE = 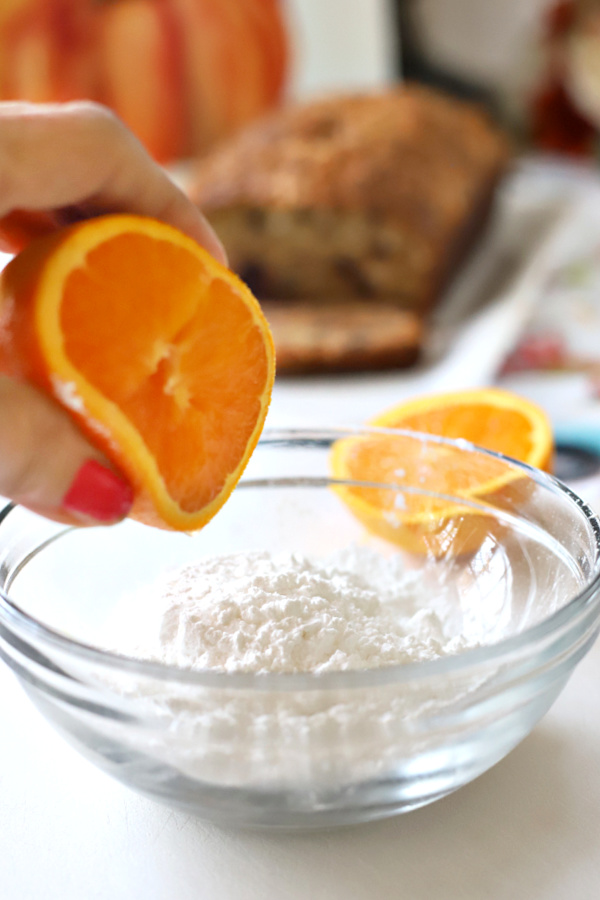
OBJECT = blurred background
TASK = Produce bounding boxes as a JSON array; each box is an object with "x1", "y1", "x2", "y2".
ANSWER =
[
  {"x1": 290, "y1": 0, "x2": 600, "y2": 160},
  {"x1": 4, "y1": 0, "x2": 600, "y2": 468},
  {"x1": 2, "y1": 0, "x2": 599, "y2": 164}
]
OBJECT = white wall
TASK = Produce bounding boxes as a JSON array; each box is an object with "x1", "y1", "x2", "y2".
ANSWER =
[
  {"x1": 414, "y1": 0, "x2": 557, "y2": 115},
  {"x1": 283, "y1": 0, "x2": 398, "y2": 98}
]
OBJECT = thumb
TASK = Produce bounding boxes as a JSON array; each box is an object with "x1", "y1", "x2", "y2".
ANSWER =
[{"x1": 0, "y1": 377, "x2": 133, "y2": 525}]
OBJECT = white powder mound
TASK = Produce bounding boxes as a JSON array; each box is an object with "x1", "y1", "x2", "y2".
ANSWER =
[
  {"x1": 151, "y1": 548, "x2": 472, "y2": 674},
  {"x1": 100, "y1": 546, "x2": 489, "y2": 790}
]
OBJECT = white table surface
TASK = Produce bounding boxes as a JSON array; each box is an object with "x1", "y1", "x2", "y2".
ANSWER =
[
  {"x1": 4, "y1": 159, "x2": 600, "y2": 898},
  {"x1": 2, "y1": 639, "x2": 600, "y2": 900}
]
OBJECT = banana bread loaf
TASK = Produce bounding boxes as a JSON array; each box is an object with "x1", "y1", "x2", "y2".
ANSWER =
[{"x1": 191, "y1": 85, "x2": 511, "y2": 311}]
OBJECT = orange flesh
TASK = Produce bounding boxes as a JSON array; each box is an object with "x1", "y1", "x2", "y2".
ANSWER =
[
  {"x1": 331, "y1": 389, "x2": 553, "y2": 553},
  {"x1": 60, "y1": 233, "x2": 270, "y2": 512},
  {"x1": 334, "y1": 389, "x2": 553, "y2": 527},
  {"x1": 396, "y1": 405, "x2": 534, "y2": 462},
  {"x1": 338, "y1": 436, "x2": 513, "y2": 519}
]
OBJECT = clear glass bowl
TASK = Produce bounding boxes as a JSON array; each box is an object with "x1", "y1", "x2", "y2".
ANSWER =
[{"x1": 0, "y1": 427, "x2": 600, "y2": 830}]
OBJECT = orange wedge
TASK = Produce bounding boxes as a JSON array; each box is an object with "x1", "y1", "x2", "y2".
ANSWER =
[
  {"x1": 0, "y1": 214, "x2": 275, "y2": 530},
  {"x1": 370, "y1": 388, "x2": 553, "y2": 473},
  {"x1": 331, "y1": 388, "x2": 554, "y2": 554}
]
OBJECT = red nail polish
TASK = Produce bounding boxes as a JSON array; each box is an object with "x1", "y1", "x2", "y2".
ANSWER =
[{"x1": 62, "y1": 460, "x2": 133, "y2": 523}]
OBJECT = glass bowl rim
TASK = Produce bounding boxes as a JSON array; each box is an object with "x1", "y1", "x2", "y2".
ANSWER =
[{"x1": 1, "y1": 425, "x2": 600, "y2": 691}]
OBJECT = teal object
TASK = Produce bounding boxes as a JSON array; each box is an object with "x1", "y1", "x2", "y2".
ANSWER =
[{"x1": 554, "y1": 423, "x2": 600, "y2": 457}]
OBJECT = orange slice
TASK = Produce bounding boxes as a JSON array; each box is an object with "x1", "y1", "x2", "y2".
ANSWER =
[
  {"x1": 370, "y1": 388, "x2": 553, "y2": 473},
  {"x1": 0, "y1": 214, "x2": 275, "y2": 530},
  {"x1": 331, "y1": 388, "x2": 554, "y2": 554}
]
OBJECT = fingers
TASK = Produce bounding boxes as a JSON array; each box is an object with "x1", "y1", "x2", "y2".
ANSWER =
[
  {"x1": 0, "y1": 377, "x2": 132, "y2": 525},
  {"x1": 0, "y1": 101, "x2": 224, "y2": 525},
  {"x1": 0, "y1": 100, "x2": 226, "y2": 264}
]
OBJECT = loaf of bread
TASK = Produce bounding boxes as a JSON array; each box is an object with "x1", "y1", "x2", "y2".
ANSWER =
[
  {"x1": 260, "y1": 299, "x2": 424, "y2": 373},
  {"x1": 191, "y1": 85, "x2": 511, "y2": 311}
]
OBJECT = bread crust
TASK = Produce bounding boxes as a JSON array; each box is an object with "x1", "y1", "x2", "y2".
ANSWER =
[{"x1": 193, "y1": 85, "x2": 509, "y2": 214}]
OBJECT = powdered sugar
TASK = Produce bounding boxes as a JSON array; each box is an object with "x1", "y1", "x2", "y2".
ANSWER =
[
  {"x1": 99, "y1": 546, "x2": 489, "y2": 789},
  {"x1": 149, "y1": 548, "x2": 473, "y2": 674}
]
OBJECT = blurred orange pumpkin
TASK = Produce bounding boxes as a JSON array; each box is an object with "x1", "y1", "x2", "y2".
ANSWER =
[{"x1": 0, "y1": 0, "x2": 289, "y2": 162}]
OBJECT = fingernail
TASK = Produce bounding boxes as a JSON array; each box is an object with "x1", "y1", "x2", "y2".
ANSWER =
[{"x1": 62, "y1": 460, "x2": 133, "y2": 523}]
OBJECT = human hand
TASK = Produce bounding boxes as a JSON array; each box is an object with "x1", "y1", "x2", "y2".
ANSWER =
[{"x1": 0, "y1": 100, "x2": 225, "y2": 525}]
